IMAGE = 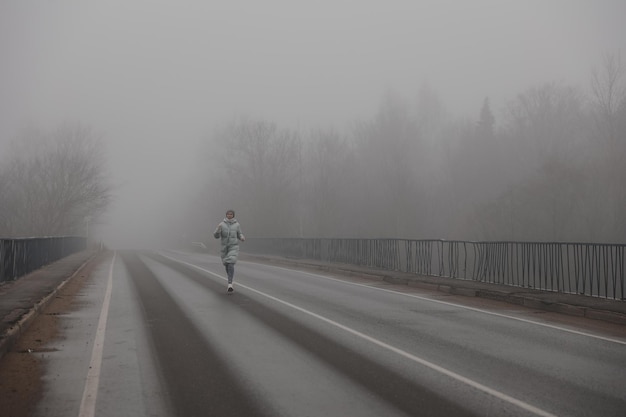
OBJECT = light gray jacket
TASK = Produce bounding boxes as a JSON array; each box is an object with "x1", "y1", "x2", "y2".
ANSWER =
[{"x1": 213, "y1": 218, "x2": 245, "y2": 264}]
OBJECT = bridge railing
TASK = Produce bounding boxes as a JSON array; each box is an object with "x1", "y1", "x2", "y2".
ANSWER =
[
  {"x1": 0, "y1": 236, "x2": 86, "y2": 283},
  {"x1": 243, "y1": 238, "x2": 625, "y2": 301}
]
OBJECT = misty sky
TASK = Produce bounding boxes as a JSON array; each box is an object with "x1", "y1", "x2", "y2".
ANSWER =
[{"x1": 1, "y1": 1, "x2": 625, "y2": 248}]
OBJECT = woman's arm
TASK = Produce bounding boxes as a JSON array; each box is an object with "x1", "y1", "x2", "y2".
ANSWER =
[{"x1": 213, "y1": 223, "x2": 222, "y2": 239}]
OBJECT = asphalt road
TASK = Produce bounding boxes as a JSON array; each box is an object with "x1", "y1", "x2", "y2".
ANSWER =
[{"x1": 33, "y1": 250, "x2": 626, "y2": 417}]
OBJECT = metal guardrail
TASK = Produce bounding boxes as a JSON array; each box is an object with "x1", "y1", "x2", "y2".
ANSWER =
[
  {"x1": 0, "y1": 236, "x2": 86, "y2": 283},
  {"x1": 244, "y1": 238, "x2": 625, "y2": 301}
]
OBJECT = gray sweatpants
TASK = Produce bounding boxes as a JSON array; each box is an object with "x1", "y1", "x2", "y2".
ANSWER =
[{"x1": 224, "y1": 263, "x2": 235, "y2": 284}]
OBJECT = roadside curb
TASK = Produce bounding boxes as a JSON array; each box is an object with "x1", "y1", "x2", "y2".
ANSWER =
[
  {"x1": 243, "y1": 254, "x2": 626, "y2": 326},
  {"x1": 382, "y1": 271, "x2": 626, "y2": 326}
]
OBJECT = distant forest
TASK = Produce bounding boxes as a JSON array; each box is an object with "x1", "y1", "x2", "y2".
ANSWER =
[
  {"x1": 1, "y1": 54, "x2": 624, "y2": 245},
  {"x1": 184, "y1": 53, "x2": 625, "y2": 244}
]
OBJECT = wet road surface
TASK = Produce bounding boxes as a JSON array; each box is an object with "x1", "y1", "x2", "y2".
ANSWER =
[{"x1": 34, "y1": 250, "x2": 626, "y2": 417}]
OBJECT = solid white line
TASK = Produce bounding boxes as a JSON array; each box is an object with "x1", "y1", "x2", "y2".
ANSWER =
[
  {"x1": 246, "y1": 261, "x2": 626, "y2": 346},
  {"x1": 78, "y1": 251, "x2": 116, "y2": 417},
  {"x1": 164, "y1": 254, "x2": 559, "y2": 417}
]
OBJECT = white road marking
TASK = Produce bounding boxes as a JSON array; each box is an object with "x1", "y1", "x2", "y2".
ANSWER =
[
  {"x1": 78, "y1": 251, "x2": 116, "y2": 417},
  {"x1": 247, "y1": 261, "x2": 626, "y2": 346},
  {"x1": 164, "y1": 254, "x2": 560, "y2": 417}
]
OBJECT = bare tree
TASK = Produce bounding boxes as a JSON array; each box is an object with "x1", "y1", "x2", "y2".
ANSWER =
[
  {"x1": 0, "y1": 124, "x2": 112, "y2": 237},
  {"x1": 505, "y1": 82, "x2": 587, "y2": 170},
  {"x1": 207, "y1": 118, "x2": 301, "y2": 237},
  {"x1": 589, "y1": 51, "x2": 626, "y2": 241},
  {"x1": 352, "y1": 91, "x2": 422, "y2": 237},
  {"x1": 412, "y1": 86, "x2": 455, "y2": 238},
  {"x1": 591, "y1": 51, "x2": 625, "y2": 148},
  {"x1": 469, "y1": 83, "x2": 590, "y2": 241},
  {"x1": 300, "y1": 128, "x2": 352, "y2": 237}
]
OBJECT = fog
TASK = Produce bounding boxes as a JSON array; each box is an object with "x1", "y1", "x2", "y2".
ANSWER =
[{"x1": 1, "y1": 1, "x2": 625, "y2": 248}]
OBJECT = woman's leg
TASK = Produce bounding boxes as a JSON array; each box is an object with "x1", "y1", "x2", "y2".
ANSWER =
[{"x1": 225, "y1": 263, "x2": 235, "y2": 284}]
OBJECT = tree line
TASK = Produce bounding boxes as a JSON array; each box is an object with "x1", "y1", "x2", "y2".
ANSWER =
[
  {"x1": 183, "y1": 52, "x2": 625, "y2": 244},
  {"x1": 1, "y1": 53, "x2": 623, "y2": 245}
]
